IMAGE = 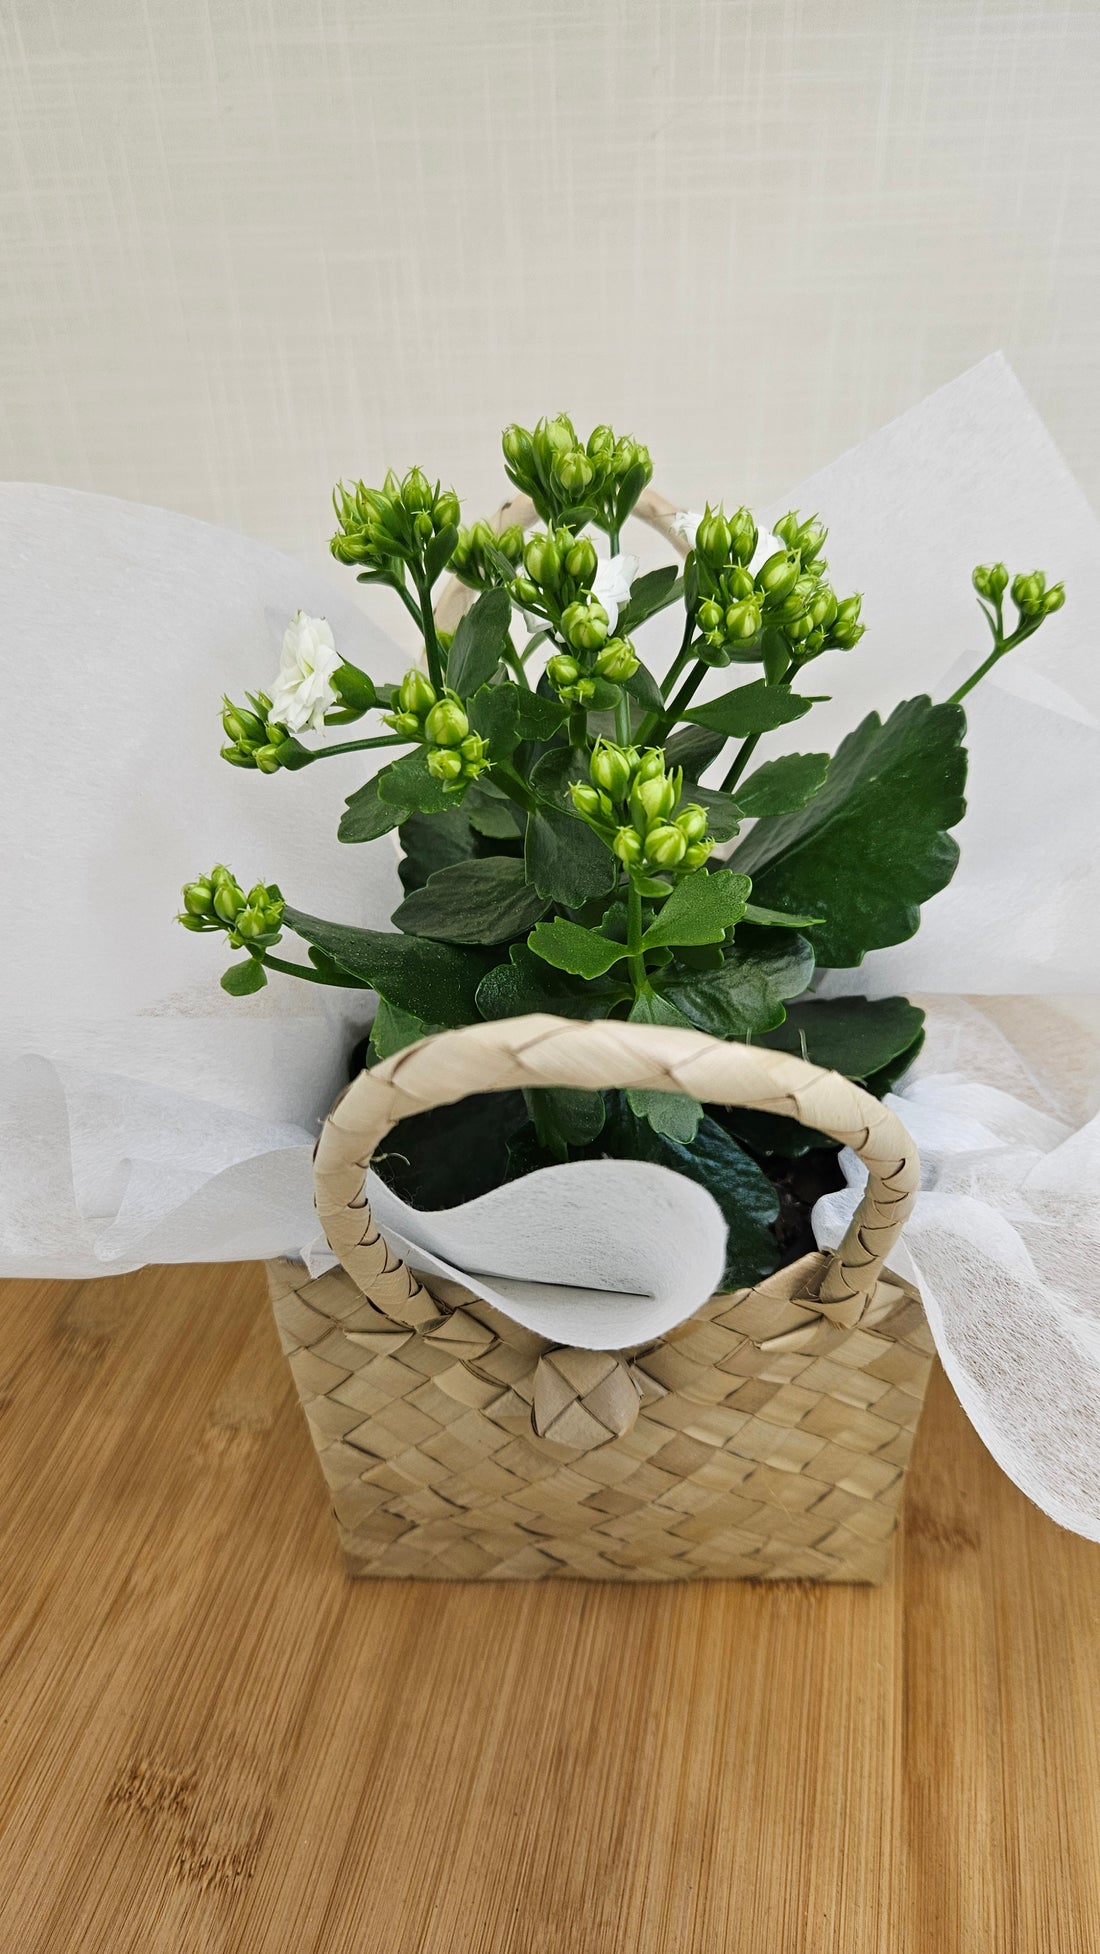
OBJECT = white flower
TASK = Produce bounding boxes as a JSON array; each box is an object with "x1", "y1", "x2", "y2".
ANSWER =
[
  {"x1": 670, "y1": 509, "x2": 702, "y2": 543},
  {"x1": 592, "y1": 552, "x2": 639, "y2": 634},
  {"x1": 269, "y1": 611, "x2": 342, "y2": 733}
]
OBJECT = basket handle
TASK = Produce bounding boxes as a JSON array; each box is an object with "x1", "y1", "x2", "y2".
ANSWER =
[
  {"x1": 313, "y1": 1014, "x2": 920, "y2": 1337},
  {"x1": 431, "y1": 485, "x2": 690, "y2": 635}
]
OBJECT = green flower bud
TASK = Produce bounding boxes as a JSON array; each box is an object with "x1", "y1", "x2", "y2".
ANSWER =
[
  {"x1": 614, "y1": 438, "x2": 652, "y2": 485},
  {"x1": 554, "y1": 450, "x2": 595, "y2": 494},
  {"x1": 727, "y1": 507, "x2": 758, "y2": 567},
  {"x1": 459, "y1": 733, "x2": 491, "y2": 776},
  {"x1": 756, "y1": 549, "x2": 802, "y2": 603},
  {"x1": 570, "y1": 782, "x2": 605, "y2": 820},
  {"x1": 613, "y1": 826, "x2": 644, "y2": 867},
  {"x1": 539, "y1": 415, "x2": 576, "y2": 460},
  {"x1": 221, "y1": 699, "x2": 266, "y2": 747},
  {"x1": 502, "y1": 423, "x2": 535, "y2": 471},
  {"x1": 1043, "y1": 581, "x2": 1066, "y2": 614},
  {"x1": 398, "y1": 668, "x2": 437, "y2": 716},
  {"x1": 213, "y1": 879, "x2": 245, "y2": 924},
  {"x1": 590, "y1": 740, "x2": 635, "y2": 798},
  {"x1": 427, "y1": 747, "x2": 465, "y2": 782},
  {"x1": 696, "y1": 507, "x2": 732, "y2": 567},
  {"x1": 559, "y1": 676, "x2": 597, "y2": 705},
  {"x1": 594, "y1": 639, "x2": 639, "y2": 682},
  {"x1": 560, "y1": 599, "x2": 609, "y2": 651},
  {"x1": 497, "y1": 524, "x2": 525, "y2": 563},
  {"x1": 254, "y1": 745, "x2": 283, "y2": 773},
  {"x1": 182, "y1": 879, "x2": 215, "y2": 918},
  {"x1": 524, "y1": 534, "x2": 562, "y2": 589},
  {"x1": 830, "y1": 593, "x2": 864, "y2": 648},
  {"x1": 235, "y1": 906, "x2": 268, "y2": 941},
  {"x1": 587, "y1": 423, "x2": 615, "y2": 460},
  {"x1": 424, "y1": 697, "x2": 470, "y2": 747},
  {"x1": 697, "y1": 598, "x2": 724, "y2": 635},
  {"x1": 675, "y1": 803, "x2": 709, "y2": 843},
  {"x1": 724, "y1": 598, "x2": 761, "y2": 641},
  {"x1": 400, "y1": 467, "x2": 432, "y2": 513},
  {"x1": 434, "y1": 488, "x2": 460, "y2": 529},
  {"x1": 808, "y1": 585, "x2": 837, "y2": 630},
  {"x1": 221, "y1": 744, "x2": 257, "y2": 768},
  {"x1": 635, "y1": 749, "x2": 665, "y2": 782},
  {"x1": 384, "y1": 710, "x2": 423, "y2": 739},
  {"x1": 972, "y1": 562, "x2": 1009, "y2": 602},
  {"x1": 414, "y1": 511, "x2": 435, "y2": 543},
  {"x1": 645, "y1": 824, "x2": 687, "y2": 867},
  {"x1": 512, "y1": 576, "x2": 540, "y2": 607},
  {"x1": 546, "y1": 652, "x2": 581, "y2": 690},
  {"x1": 773, "y1": 511, "x2": 800, "y2": 550},
  {"x1": 176, "y1": 912, "x2": 209, "y2": 931},
  {"x1": 631, "y1": 771, "x2": 677, "y2": 828},
  {"x1": 210, "y1": 865, "x2": 235, "y2": 888},
  {"x1": 1012, "y1": 571, "x2": 1047, "y2": 617},
  {"x1": 724, "y1": 565, "x2": 756, "y2": 601},
  {"x1": 682, "y1": 840, "x2": 714, "y2": 871},
  {"x1": 795, "y1": 517, "x2": 827, "y2": 564},
  {"x1": 564, "y1": 537, "x2": 598, "y2": 583}
]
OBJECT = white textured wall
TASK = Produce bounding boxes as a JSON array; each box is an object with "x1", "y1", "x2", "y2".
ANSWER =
[{"x1": 3, "y1": 0, "x2": 1098, "y2": 560}]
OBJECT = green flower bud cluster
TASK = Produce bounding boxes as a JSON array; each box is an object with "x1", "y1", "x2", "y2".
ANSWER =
[
  {"x1": 177, "y1": 867, "x2": 284, "y2": 949},
  {"x1": 220, "y1": 692, "x2": 293, "y2": 772},
  {"x1": 972, "y1": 562, "x2": 1065, "y2": 621},
  {"x1": 449, "y1": 519, "x2": 525, "y2": 588},
  {"x1": 382, "y1": 670, "x2": 490, "y2": 785},
  {"x1": 569, "y1": 741, "x2": 714, "y2": 876},
  {"x1": 512, "y1": 524, "x2": 639, "y2": 703},
  {"x1": 501, "y1": 415, "x2": 653, "y2": 532},
  {"x1": 330, "y1": 469, "x2": 461, "y2": 574},
  {"x1": 691, "y1": 504, "x2": 862, "y2": 666}
]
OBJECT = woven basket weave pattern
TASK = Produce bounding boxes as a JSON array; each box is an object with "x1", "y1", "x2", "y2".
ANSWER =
[{"x1": 270, "y1": 1014, "x2": 932, "y2": 1583}]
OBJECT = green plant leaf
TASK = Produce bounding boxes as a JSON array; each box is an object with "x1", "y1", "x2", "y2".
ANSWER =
[
  {"x1": 397, "y1": 807, "x2": 477, "y2": 892},
  {"x1": 729, "y1": 697, "x2": 967, "y2": 967},
  {"x1": 270, "y1": 736, "x2": 314, "y2": 771},
  {"x1": 659, "y1": 929, "x2": 815, "y2": 1038},
  {"x1": 530, "y1": 744, "x2": 589, "y2": 803},
  {"x1": 683, "y1": 678, "x2": 822, "y2": 737},
  {"x1": 392, "y1": 856, "x2": 549, "y2": 944},
  {"x1": 465, "y1": 785, "x2": 523, "y2": 838},
  {"x1": 625, "y1": 1087, "x2": 703, "y2": 1144},
  {"x1": 718, "y1": 1107, "x2": 833, "y2": 1158},
  {"x1": 220, "y1": 959, "x2": 267, "y2": 996},
  {"x1": 378, "y1": 748, "x2": 462, "y2": 813},
  {"x1": 306, "y1": 944, "x2": 372, "y2": 987},
  {"x1": 595, "y1": 1098, "x2": 780, "y2": 1290},
  {"x1": 864, "y1": 1027, "x2": 925, "y2": 1097},
  {"x1": 623, "y1": 661, "x2": 664, "y2": 714},
  {"x1": 628, "y1": 988, "x2": 697, "y2": 1031},
  {"x1": 476, "y1": 946, "x2": 625, "y2": 1021},
  {"x1": 735, "y1": 752, "x2": 830, "y2": 817},
  {"x1": 758, "y1": 995, "x2": 926, "y2": 1081},
  {"x1": 641, "y1": 869, "x2": 751, "y2": 949},
  {"x1": 525, "y1": 805, "x2": 616, "y2": 907},
  {"x1": 339, "y1": 771, "x2": 406, "y2": 844},
  {"x1": 527, "y1": 1086, "x2": 606, "y2": 1157},
  {"x1": 284, "y1": 906, "x2": 494, "y2": 1023},
  {"x1": 741, "y1": 902, "x2": 823, "y2": 928},
  {"x1": 527, "y1": 917, "x2": 629, "y2": 978},
  {"x1": 369, "y1": 999, "x2": 431, "y2": 1059},
  {"x1": 665, "y1": 723, "x2": 725, "y2": 777},
  {"x1": 424, "y1": 522, "x2": 460, "y2": 585},
  {"x1": 682, "y1": 784, "x2": 743, "y2": 840},
  {"x1": 618, "y1": 565, "x2": 682, "y2": 634},
  {"x1": 467, "y1": 681, "x2": 567, "y2": 759},
  {"x1": 445, "y1": 584, "x2": 511, "y2": 697}
]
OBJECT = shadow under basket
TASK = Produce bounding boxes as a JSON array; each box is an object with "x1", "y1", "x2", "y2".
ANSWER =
[{"x1": 268, "y1": 1014, "x2": 934, "y2": 1584}]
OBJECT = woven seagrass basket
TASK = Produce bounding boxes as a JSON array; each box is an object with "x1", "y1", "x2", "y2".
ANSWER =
[{"x1": 268, "y1": 1013, "x2": 932, "y2": 1583}]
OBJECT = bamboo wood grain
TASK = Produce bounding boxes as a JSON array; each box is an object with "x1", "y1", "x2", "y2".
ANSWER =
[{"x1": 1, "y1": 1261, "x2": 1098, "y2": 1951}]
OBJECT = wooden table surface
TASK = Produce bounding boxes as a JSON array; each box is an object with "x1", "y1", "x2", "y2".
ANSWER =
[{"x1": 1, "y1": 1260, "x2": 1098, "y2": 1952}]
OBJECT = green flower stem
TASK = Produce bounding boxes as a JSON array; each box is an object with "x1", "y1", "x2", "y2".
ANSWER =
[
  {"x1": 519, "y1": 627, "x2": 551, "y2": 664},
  {"x1": 608, "y1": 525, "x2": 621, "y2": 554},
  {"x1": 252, "y1": 950, "x2": 363, "y2": 987},
  {"x1": 503, "y1": 636, "x2": 531, "y2": 688},
  {"x1": 615, "y1": 688, "x2": 632, "y2": 744},
  {"x1": 638, "y1": 619, "x2": 700, "y2": 743},
  {"x1": 626, "y1": 879, "x2": 646, "y2": 993},
  {"x1": 948, "y1": 620, "x2": 1039, "y2": 705},
  {"x1": 650, "y1": 658, "x2": 707, "y2": 743},
  {"x1": 390, "y1": 574, "x2": 425, "y2": 631},
  {"x1": 720, "y1": 659, "x2": 797, "y2": 792},
  {"x1": 568, "y1": 705, "x2": 589, "y2": 748},
  {"x1": 295, "y1": 733, "x2": 411, "y2": 762},
  {"x1": 490, "y1": 764, "x2": 537, "y2": 814},
  {"x1": 415, "y1": 575, "x2": 446, "y2": 692}
]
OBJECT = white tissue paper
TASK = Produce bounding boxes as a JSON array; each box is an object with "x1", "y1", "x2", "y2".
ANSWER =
[{"x1": 5, "y1": 359, "x2": 1100, "y2": 1540}]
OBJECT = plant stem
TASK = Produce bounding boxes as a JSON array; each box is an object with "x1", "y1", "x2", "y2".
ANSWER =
[
  {"x1": 416, "y1": 576, "x2": 445, "y2": 691},
  {"x1": 948, "y1": 621, "x2": 1037, "y2": 704},
  {"x1": 608, "y1": 525, "x2": 621, "y2": 554},
  {"x1": 257, "y1": 951, "x2": 364, "y2": 987},
  {"x1": 503, "y1": 636, "x2": 531, "y2": 687},
  {"x1": 626, "y1": 879, "x2": 646, "y2": 993},
  {"x1": 299, "y1": 734, "x2": 411, "y2": 762},
  {"x1": 721, "y1": 733, "x2": 761, "y2": 793},
  {"x1": 637, "y1": 617, "x2": 700, "y2": 743},
  {"x1": 391, "y1": 574, "x2": 425, "y2": 632},
  {"x1": 651, "y1": 659, "x2": 707, "y2": 743},
  {"x1": 490, "y1": 764, "x2": 536, "y2": 814},
  {"x1": 568, "y1": 705, "x2": 588, "y2": 748},
  {"x1": 615, "y1": 688, "x2": 632, "y2": 744}
]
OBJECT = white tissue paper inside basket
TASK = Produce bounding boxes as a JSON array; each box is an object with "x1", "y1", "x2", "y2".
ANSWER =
[{"x1": 6, "y1": 361, "x2": 1100, "y2": 1542}]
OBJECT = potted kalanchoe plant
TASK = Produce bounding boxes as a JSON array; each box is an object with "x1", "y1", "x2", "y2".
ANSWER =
[{"x1": 178, "y1": 415, "x2": 1065, "y2": 1584}]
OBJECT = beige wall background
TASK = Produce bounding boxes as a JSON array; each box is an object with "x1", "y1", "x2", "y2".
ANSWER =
[{"x1": 2, "y1": 0, "x2": 1098, "y2": 565}]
